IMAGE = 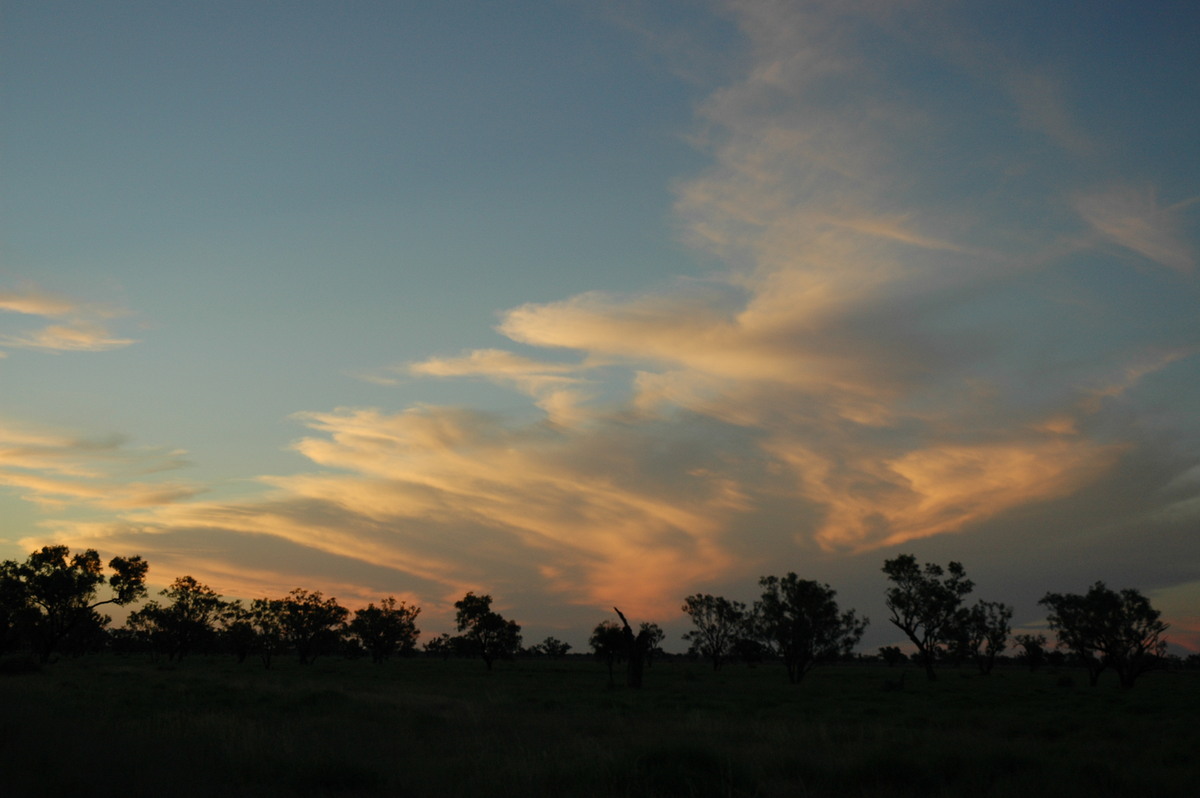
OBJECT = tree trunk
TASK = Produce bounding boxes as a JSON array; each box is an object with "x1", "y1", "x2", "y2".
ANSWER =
[
  {"x1": 614, "y1": 607, "x2": 649, "y2": 689},
  {"x1": 921, "y1": 650, "x2": 937, "y2": 681}
]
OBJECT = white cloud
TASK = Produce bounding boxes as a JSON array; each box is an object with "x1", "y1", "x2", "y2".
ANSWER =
[{"x1": 1076, "y1": 186, "x2": 1197, "y2": 274}]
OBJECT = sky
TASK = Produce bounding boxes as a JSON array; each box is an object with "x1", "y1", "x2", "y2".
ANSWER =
[{"x1": 2, "y1": 0, "x2": 1198, "y2": 654}]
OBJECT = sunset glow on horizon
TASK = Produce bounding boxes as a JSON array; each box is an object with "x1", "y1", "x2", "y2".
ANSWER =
[{"x1": 2, "y1": 1, "x2": 1198, "y2": 651}]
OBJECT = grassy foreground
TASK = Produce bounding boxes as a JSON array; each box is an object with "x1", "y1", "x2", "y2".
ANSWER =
[{"x1": 1, "y1": 655, "x2": 1195, "y2": 797}]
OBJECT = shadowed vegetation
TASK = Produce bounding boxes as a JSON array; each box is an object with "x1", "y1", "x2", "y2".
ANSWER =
[{"x1": 1, "y1": 655, "x2": 1195, "y2": 797}]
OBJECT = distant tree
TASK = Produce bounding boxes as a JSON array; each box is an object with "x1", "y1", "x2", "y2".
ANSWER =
[
  {"x1": 219, "y1": 600, "x2": 257, "y2": 664},
  {"x1": 639, "y1": 622, "x2": 665, "y2": 666},
  {"x1": 881, "y1": 555, "x2": 973, "y2": 680},
  {"x1": 454, "y1": 592, "x2": 521, "y2": 670},
  {"x1": 1013, "y1": 633, "x2": 1047, "y2": 672},
  {"x1": 349, "y1": 597, "x2": 421, "y2": 663},
  {"x1": 123, "y1": 601, "x2": 167, "y2": 656},
  {"x1": 127, "y1": 576, "x2": 225, "y2": 660},
  {"x1": 1040, "y1": 582, "x2": 1168, "y2": 688},
  {"x1": 423, "y1": 632, "x2": 457, "y2": 659},
  {"x1": 878, "y1": 645, "x2": 907, "y2": 667},
  {"x1": 754, "y1": 574, "x2": 867, "y2": 684},
  {"x1": 2, "y1": 546, "x2": 147, "y2": 661},
  {"x1": 957, "y1": 600, "x2": 1013, "y2": 675},
  {"x1": 248, "y1": 598, "x2": 287, "y2": 669},
  {"x1": 279, "y1": 589, "x2": 348, "y2": 665},
  {"x1": 681, "y1": 593, "x2": 747, "y2": 671},
  {"x1": 590, "y1": 620, "x2": 626, "y2": 684},
  {"x1": 534, "y1": 636, "x2": 572, "y2": 659}
]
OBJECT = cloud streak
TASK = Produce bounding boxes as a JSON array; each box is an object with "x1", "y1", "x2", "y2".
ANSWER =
[
  {"x1": 0, "y1": 420, "x2": 198, "y2": 514},
  {"x1": 1076, "y1": 186, "x2": 1197, "y2": 274},
  {"x1": 0, "y1": 286, "x2": 137, "y2": 353}
]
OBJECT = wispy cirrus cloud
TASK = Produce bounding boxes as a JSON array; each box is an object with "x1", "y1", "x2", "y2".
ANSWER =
[
  {"x1": 410, "y1": 349, "x2": 595, "y2": 427},
  {"x1": 29, "y1": 405, "x2": 748, "y2": 618},
  {"x1": 0, "y1": 420, "x2": 198, "y2": 513},
  {"x1": 1076, "y1": 186, "x2": 1197, "y2": 274},
  {"x1": 0, "y1": 286, "x2": 137, "y2": 353}
]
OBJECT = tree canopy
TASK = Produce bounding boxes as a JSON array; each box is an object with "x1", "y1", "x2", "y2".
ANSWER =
[
  {"x1": 1, "y1": 545, "x2": 147, "y2": 660},
  {"x1": 454, "y1": 592, "x2": 521, "y2": 670},
  {"x1": 755, "y1": 573, "x2": 867, "y2": 683},
  {"x1": 1040, "y1": 582, "x2": 1168, "y2": 688},
  {"x1": 349, "y1": 597, "x2": 421, "y2": 663},
  {"x1": 882, "y1": 554, "x2": 973, "y2": 680},
  {"x1": 681, "y1": 593, "x2": 747, "y2": 670},
  {"x1": 279, "y1": 589, "x2": 349, "y2": 665}
]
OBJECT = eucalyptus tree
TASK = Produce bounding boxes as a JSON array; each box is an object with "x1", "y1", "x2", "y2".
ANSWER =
[
  {"x1": 532, "y1": 636, "x2": 572, "y2": 658},
  {"x1": 1040, "y1": 582, "x2": 1168, "y2": 688},
  {"x1": 249, "y1": 598, "x2": 287, "y2": 669},
  {"x1": 754, "y1": 573, "x2": 867, "y2": 684},
  {"x1": 126, "y1": 576, "x2": 226, "y2": 660},
  {"x1": 590, "y1": 619, "x2": 625, "y2": 684},
  {"x1": 958, "y1": 600, "x2": 1013, "y2": 675},
  {"x1": 454, "y1": 592, "x2": 521, "y2": 670},
  {"x1": 1013, "y1": 633, "x2": 1047, "y2": 672},
  {"x1": 2, "y1": 546, "x2": 147, "y2": 661},
  {"x1": 638, "y1": 621, "x2": 665, "y2": 667},
  {"x1": 881, "y1": 554, "x2": 973, "y2": 680},
  {"x1": 279, "y1": 589, "x2": 349, "y2": 665},
  {"x1": 349, "y1": 596, "x2": 421, "y2": 662},
  {"x1": 681, "y1": 593, "x2": 747, "y2": 671}
]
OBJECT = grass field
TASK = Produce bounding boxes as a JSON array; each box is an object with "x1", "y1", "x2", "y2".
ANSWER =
[{"x1": 1, "y1": 655, "x2": 1196, "y2": 797}]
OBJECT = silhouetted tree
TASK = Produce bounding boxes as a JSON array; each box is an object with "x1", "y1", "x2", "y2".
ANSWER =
[
  {"x1": 882, "y1": 554, "x2": 973, "y2": 680},
  {"x1": 423, "y1": 632, "x2": 457, "y2": 659},
  {"x1": 2, "y1": 546, "x2": 147, "y2": 661},
  {"x1": 614, "y1": 607, "x2": 652, "y2": 688},
  {"x1": 219, "y1": 600, "x2": 257, "y2": 663},
  {"x1": 123, "y1": 601, "x2": 166, "y2": 656},
  {"x1": 959, "y1": 600, "x2": 1013, "y2": 675},
  {"x1": 590, "y1": 620, "x2": 625, "y2": 684},
  {"x1": 1013, "y1": 633, "x2": 1047, "y2": 672},
  {"x1": 639, "y1": 622, "x2": 665, "y2": 666},
  {"x1": 279, "y1": 589, "x2": 348, "y2": 665},
  {"x1": 681, "y1": 593, "x2": 747, "y2": 670},
  {"x1": 249, "y1": 598, "x2": 287, "y2": 669},
  {"x1": 1040, "y1": 582, "x2": 1168, "y2": 688},
  {"x1": 454, "y1": 592, "x2": 521, "y2": 670},
  {"x1": 349, "y1": 597, "x2": 421, "y2": 663},
  {"x1": 879, "y1": 645, "x2": 907, "y2": 667},
  {"x1": 0, "y1": 560, "x2": 35, "y2": 654},
  {"x1": 754, "y1": 574, "x2": 867, "y2": 684},
  {"x1": 126, "y1": 576, "x2": 225, "y2": 660},
  {"x1": 533, "y1": 636, "x2": 572, "y2": 659}
]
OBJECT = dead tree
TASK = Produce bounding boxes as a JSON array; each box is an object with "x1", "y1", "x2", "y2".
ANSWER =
[{"x1": 614, "y1": 607, "x2": 651, "y2": 689}]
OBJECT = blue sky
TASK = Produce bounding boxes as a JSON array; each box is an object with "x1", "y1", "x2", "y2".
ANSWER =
[{"x1": 3, "y1": 0, "x2": 1198, "y2": 652}]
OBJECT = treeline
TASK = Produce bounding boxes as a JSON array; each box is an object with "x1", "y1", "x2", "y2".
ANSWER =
[{"x1": 0, "y1": 546, "x2": 1186, "y2": 687}]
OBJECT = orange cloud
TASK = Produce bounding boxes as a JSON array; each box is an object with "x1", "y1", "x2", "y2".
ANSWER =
[
  {"x1": 0, "y1": 285, "x2": 137, "y2": 353},
  {"x1": 0, "y1": 420, "x2": 198, "y2": 511},
  {"x1": 31, "y1": 406, "x2": 745, "y2": 619},
  {"x1": 764, "y1": 431, "x2": 1120, "y2": 553},
  {"x1": 408, "y1": 349, "x2": 595, "y2": 427}
]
